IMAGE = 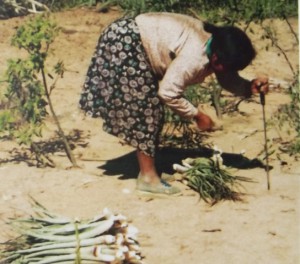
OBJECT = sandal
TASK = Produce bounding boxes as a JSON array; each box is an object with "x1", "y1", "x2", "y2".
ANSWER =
[{"x1": 136, "y1": 178, "x2": 181, "y2": 197}]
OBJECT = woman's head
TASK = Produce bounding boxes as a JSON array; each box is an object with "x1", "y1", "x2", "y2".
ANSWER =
[{"x1": 204, "y1": 23, "x2": 256, "y2": 72}]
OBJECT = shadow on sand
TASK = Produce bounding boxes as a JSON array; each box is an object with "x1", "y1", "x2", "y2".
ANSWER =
[{"x1": 98, "y1": 147, "x2": 267, "y2": 180}]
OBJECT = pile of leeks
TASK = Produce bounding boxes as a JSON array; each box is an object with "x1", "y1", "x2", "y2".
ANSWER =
[{"x1": 0, "y1": 202, "x2": 143, "y2": 264}]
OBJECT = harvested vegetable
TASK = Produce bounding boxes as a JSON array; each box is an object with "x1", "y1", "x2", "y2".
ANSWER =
[
  {"x1": 173, "y1": 147, "x2": 254, "y2": 205},
  {"x1": 0, "y1": 201, "x2": 143, "y2": 264}
]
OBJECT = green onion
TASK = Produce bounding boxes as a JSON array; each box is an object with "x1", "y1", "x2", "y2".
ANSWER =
[
  {"x1": 0, "y1": 201, "x2": 144, "y2": 264},
  {"x1": 174, "y1": 153, "x2": 254, "y2": 205}
]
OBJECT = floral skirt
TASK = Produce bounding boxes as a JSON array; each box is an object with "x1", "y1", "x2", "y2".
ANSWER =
[{"x1": 79, "y1": 17, "x2": 164, "y2": 157}]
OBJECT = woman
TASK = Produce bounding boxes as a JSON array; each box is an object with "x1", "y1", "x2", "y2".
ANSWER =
[{"x1": 79, "y1": 12, "x2": 268, "y2": 196}]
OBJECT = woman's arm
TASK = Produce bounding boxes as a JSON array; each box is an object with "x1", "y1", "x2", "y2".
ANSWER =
[
  {"x1": 215, "y1": 71, "x2": 269, "y2": 97},
  {"x1": 158, "y1": 57, "x2": 216, "y2": 132},
  {"x1": 157, "y1": 56, "x2": 201, "y2": 119},
  {"x1": 215, "y1": 71, "x2": 252, "y2": 97}
]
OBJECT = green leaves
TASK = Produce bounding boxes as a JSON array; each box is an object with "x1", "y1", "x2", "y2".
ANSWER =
[
  {"x1": 6, "y1": 14, "x2": 58, "y2": 124},
  {"x1": 15, "y1": 123, "x2": 44, "y2": 145},
  {"x1": 1, "y1": 13, "x2": 78, "y2": 167},
  {"x1": 271, "y1": 76, "x2": 300, "y2": 155},
  {"x1": 5, "y1": 58, "x2": 47, "y2": 121},
  {"x1": 12, "y1": 14, "x2": 59, "y2": 55},
  {"x1": 0, "y1": 15, "x2": 56, "y2": 161},
  {"x1": 0, "y1": 56, "x2": 46, "y2": 145},
  {"x1": 184, "y1": 157, "x2": 253, "y2": 205}
]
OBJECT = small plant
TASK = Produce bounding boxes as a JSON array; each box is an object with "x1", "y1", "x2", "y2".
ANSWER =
[
  {"x1": 0, "y1": 14, "x2": 77, "y2": 167},
  {"x1": 272, "y1": 75, "x2": 300, "y2": 155},
  {"x1": 261, "y1": 23, "x2": 297, "y2": 76}
]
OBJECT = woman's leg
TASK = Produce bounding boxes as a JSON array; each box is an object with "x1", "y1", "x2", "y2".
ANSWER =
[
  {"x1": 136, "y1": 150, "x2": 160, "y2": 185},
  {"x1": 136, "y1": 149, "x2": 181, "y2": 195}
]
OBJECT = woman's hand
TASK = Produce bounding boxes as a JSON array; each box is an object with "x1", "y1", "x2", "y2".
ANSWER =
[
  {"x1": 251, "y1": 76, "x2": 269, "y2": 95},
  {"x1": 194, "y1": 112, "x2": 215, "y2": 132}
]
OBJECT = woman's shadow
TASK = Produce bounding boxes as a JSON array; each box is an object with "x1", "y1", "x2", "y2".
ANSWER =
[{"x1": 98, "y1": 146, "x2": 267, "y2": 180}]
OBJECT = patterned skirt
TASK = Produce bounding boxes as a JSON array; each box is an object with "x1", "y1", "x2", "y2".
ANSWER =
[{"x1": 79, "y1": 17, "x2": 164, "y2": 157}]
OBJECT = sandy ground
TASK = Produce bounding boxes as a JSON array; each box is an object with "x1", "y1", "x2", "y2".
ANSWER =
[{"x1": 0, "y1": 7, "x2": 299, "y2": 264}]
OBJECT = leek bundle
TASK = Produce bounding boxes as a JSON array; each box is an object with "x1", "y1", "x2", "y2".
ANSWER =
[
  {"x1": 173, "y1": 147, "x2": 254, "y2": 205},
  {"x1": 0, "y1": 202, "x2": 143, "y2": 264}
]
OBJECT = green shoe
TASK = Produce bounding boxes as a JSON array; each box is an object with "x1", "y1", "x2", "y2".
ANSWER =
[{"x1": 136, "y1": 179, "x2": 181, "y2": 197}]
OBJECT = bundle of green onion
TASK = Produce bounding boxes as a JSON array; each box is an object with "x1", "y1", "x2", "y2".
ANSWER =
[
  {"x1": 0, "y1": 202, "x2": 143, "y2": 264},
  {"x1": 173, "y1": 150, "x2": 253, "y2": 205}
]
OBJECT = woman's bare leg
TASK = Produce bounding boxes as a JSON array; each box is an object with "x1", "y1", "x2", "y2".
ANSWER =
[
  {"x1": 136, "y1": 150, "x2": 160, "y2": 185},
  {"x1": 136, "y1": 150, "x2": 181, "y2": 195}
]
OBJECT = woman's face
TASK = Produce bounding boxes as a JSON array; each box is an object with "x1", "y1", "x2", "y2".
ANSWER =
[{"x1": 210, "y1": 53, "x2": 228, "y2": 73}]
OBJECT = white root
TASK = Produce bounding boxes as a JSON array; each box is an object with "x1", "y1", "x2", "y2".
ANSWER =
[
  {"x1": 173, "y1": 163, "x2": 190, "y2": 173},
  {"x1": 181, "y1": 160, "x2": 193, "y2": 169},
  {"x1": 93, "y1": 245, "x2": 128, "y2": 261},
  {"x1": 124, "y1": 225, "x2": 139, "y2": 238}
]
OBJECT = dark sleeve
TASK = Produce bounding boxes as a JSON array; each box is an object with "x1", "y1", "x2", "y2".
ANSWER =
[{"x1": 215, "y1": 71, "x2": 252, "y2": 98}]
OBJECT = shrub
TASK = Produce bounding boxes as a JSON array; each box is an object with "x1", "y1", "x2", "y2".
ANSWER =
[{"x1": 0, "y1": 14, "x2": 77, "y2": 167}]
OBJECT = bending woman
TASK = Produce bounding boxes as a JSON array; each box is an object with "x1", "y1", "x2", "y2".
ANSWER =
[{"x1": 79, "y1": 12, "x2": 268, "y2": 196}]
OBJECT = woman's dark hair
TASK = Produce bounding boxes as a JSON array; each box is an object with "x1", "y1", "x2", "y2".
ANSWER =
[{"x1": 204, "y1": 23, "x2": 256, "y2": 71}]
